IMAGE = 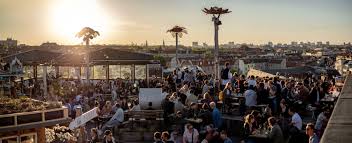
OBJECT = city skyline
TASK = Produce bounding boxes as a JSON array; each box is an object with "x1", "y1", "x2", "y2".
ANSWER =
[{"x1": 0, "y1": 0, "x2": 352, "y2": 46}]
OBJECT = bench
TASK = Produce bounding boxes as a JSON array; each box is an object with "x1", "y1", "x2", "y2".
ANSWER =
[{"x1": 125, "y1": 110, "x2": 164, "y2": 129}]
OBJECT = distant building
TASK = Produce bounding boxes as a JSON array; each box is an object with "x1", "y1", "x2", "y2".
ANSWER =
[
  {"x1": 268, "y1": 42, "x2": 273, "y2": 48},
  {"x1": 238, "y1": 58, "x2": 287, "y2": 75},
  {"x1": 41, "y1": 42, "x2": 59, "y2": 48},
  {"x1": 0, "y1": 38, "x2": 17, "y2": 48},
  {"x1": 202, "y1": 42, "x2": 208, "y2": 48},
  {"x1": 228, "y1": 42, "x2": 235, "y2": 46},
  {"x1": 192, "y1": 42, "x2": 199, "y2": 47},
  {"x1": 291, "y1": 41, "x2": 298, "y2": 47},
  {"x1": 335, "y1": 54, "x2": 352, "y2": 76},
  {"x1": 317, "y1": 41, "x2": 323, "y2": 46},
  {"x1": 326, "y1": 41, "x2": 330, "y2": 46}
]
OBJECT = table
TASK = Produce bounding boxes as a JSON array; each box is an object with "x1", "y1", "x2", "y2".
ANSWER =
[
  {"x1": 185, "y1": 118, "x2": 203, "y2": 124},
  {"x1": 249, "y1": 132, "x2": 269, "y2": 143}
]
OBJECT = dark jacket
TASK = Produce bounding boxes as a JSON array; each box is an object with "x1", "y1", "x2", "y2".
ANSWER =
[{"x1": 267, "y1": 124, "x2": 284, "y2": 143}]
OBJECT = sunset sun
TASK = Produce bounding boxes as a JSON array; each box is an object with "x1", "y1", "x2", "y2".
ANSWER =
[{"x1": 51, "y1": 0, "x2": 108, "y2": 43}]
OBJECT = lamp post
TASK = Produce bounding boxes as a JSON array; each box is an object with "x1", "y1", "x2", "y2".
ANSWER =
[
  {"x1": 167, "y1": 26, "x2": 187, "y2": 93},
  {"x1": 202, "y1": 7, "x2": 231, "y2": 80}
]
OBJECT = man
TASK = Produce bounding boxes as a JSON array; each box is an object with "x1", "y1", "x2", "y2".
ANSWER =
[
  {"x1": 220, "y1": 130, "x2": 233, "y2": 143},
  {"x1": 288, "y1": 107, "x2": 302, "y2": 130},
  {"x1": 154, "y1": 132, "x2": 163, "y2": 143},
  {"x1": 267, "y1": 117, "x2": 284, "y2": 143},
  {"x1": 244, "y1": 85, "x2": 257, "y2": 107},
  {"x1": 101, "y1": 103, "x2": 124, "y2": 132},
  {"x1": 306, "y1": 123, "x2": 319, "y2": 143},
  {"x1": 315, "y1": 107, "x2": 330, "y2": 138},
  {"x1": 183, "y1": 124, "x2": 199, "y2": 143},
  {"x1": 247, "y1": 75, "x2": 257, "y2": 87},
  {"x1": 161, "y1": 131, "x2": 174, "y2": 143},
  {"x1": 221, "y1": 62, "x2": 232, "y2": 90},
  {"x1": 210, "y1": 102, "x2": 222, "y2": 129}
]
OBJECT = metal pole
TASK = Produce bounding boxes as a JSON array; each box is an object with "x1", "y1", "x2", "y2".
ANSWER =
[
  {"x1": 175, "y1": 33, "x2": 178, "y2": 94},
  {"x1": 214, "y1": 17, "x2": 219, "y2": 80},
  {"x1": 86, "y1": 40, "x2": 90, "y2": 84}
]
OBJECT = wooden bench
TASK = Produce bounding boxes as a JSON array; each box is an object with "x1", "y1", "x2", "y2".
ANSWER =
[{"x1": 125, "y1": 110, "x2": 164, "y2": 129}]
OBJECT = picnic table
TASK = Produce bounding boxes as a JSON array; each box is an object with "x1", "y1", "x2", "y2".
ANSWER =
[{"x1": 185, "y1": 118, "x2": 203, "y2": 124}]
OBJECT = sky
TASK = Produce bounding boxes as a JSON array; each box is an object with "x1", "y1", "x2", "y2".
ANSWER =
[{"x1": 0, "y1": 0, "x2": 351, "y2": 46}]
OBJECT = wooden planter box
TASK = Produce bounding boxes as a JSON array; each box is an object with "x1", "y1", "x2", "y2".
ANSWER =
[{"x1": 0, "y1": 107, "x2": 69, "y2": 129}]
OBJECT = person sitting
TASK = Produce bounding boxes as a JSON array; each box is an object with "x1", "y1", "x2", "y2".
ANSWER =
[
  {"x1": 183, "y1": 124, "x2": 199, "y2": 143},
  {"x1": 220, "y1": 130, "x2": 233, "y2": 143},
  {"x1": 89, "y1": 128, "x2": 100, "y2": 143},
  {"x1": 154, "y1": 132, "x2": 163, "y2": 143},
  {"x1": 306, "y1": 123, "x2": 319, "y2": 143},
  {"x1": 241, "y1": 114, "x2": 256, "y2": 143},
  {"x1": 267, "y1": 117, "x2": 284, "y2": 143},
  {"x1": 199, "y1": 104, "x2": 213, "y2": 125},
  {"x1": 129, "y1": 100, "x2": 141, "y2": 111},
  {"x1": 101, "y1": 103, "x2": 124, "y2": 133},
  {"x1": 187, "y1": 102, "x2": 200, "y2": 119},
  {"x1": 288, "y1": 107, "x2": 302, "y2": 131},
  {"x1": 101, "y1": 101, "x2": 112, "y2": 116},
  {"x1": 162, "y1": 131, "x2": 174, "y2": 143},
  {"x1": 210, "y1": 102, "x2": 222, "y2": 129},
  {"x1": 102, "y1": 130, "x2": 116, "y2": 143}
]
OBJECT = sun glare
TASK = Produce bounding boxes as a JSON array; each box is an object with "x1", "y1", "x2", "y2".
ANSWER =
[{"x1": 51, "y1": 0, "x2": 109, "y2": 44}]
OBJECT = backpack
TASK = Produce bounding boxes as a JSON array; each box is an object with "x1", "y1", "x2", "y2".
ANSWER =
[{"x1": 221, "y1": 68, "x2": 229, "y2": 79}]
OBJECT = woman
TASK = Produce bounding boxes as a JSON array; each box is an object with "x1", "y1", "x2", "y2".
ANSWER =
[
  {"x1": 101, "y1": 101, "x2": 112, "y2": 116},
  {"x1": 241, "y1": 114, "x2": 256, "y2": 143},
  {"x1": 89, "y1": 128, "x2": 99, "y2": 143},
  {"x1": 102, "y1": 130, "x2": 116, "y2": 143}
]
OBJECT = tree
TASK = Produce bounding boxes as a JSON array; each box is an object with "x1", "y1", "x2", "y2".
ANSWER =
[
  {"x1": 76, "y1": 27, "x2": 100, "y2": 83},
  {"x1": 153, "y1": 55, "x2": 166, "y2": 67}
]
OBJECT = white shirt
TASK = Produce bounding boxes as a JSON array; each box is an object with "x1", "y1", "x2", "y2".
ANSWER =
[
  {"x1": 291, "y1": 113, "x2": 303, "y2": 130},
  {"x1": 248, "y1": 79, "x2": 257, "y2": 87},
  {"x1": 112, "y1": 108, "x2": 124, "y2": 122},
  {"x1": 183, "y1": 129, "x2": 199, "y2": 143},
  {"x1": 315, "y1": 112, "x2": 326, "y2": 130},
  {"x1": 244, "y1": 89, "x2": 257, "y2": 107}
]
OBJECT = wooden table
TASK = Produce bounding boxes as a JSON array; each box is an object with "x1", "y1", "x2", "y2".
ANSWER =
[{"x1": 185, "y1": 118, "x2": 203, "y2": 124}]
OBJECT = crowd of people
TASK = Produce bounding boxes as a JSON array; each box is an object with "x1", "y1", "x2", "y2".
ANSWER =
[{"x1": 18, "y1": 62, "x2": 340, "y2": 143}]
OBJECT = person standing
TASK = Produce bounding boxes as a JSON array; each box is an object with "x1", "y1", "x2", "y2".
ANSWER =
[
  {"x1": 244, "y1": 85, "x2": 257, "y2": 107},
  {"x1": 210, "y1": 102, "x2": 223, "y2": 129},
  {"x1": 221, "y1": 62, "x2": 232, "y2": 90},
  {"x1": 306, "y1": 123, "x2": 319, "y2": 143}
]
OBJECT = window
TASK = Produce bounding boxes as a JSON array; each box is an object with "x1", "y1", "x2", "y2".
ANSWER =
[
  {"x1": 81, "y1": 67, "x2": 94, "y2": 79},
  {"x1": 36, "y1": 66, "x2": 43, "y2": 78},
  {"x1": 23, "y1": 66, "x2": 34, "y2": 79},
  {"x1": 59, "y1": 66, "x2": 69, "y2": 78},
  {"x1": 109, "y1": 65, "x2": 121, "y2": 79},
  {"x1": 0, "y1": 133, "x2": 37, "y2": 143},
  {"x1": 135, "y1": 65, "x2": 146, "y2": 79},
  {"x1": 93, "y1": 65, "x2": 107, "y2": 79},
  {"x1": 121, "y1": 65, "x2": 132, "y2": 79}
]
